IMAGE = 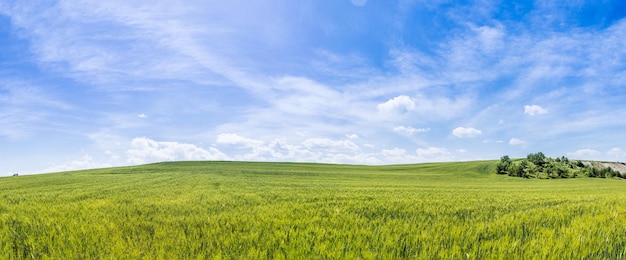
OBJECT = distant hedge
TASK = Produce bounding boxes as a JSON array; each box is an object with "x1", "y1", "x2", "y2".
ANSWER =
[{"x1": 496, "y1": 152, "x2": 625, "y2": 179}]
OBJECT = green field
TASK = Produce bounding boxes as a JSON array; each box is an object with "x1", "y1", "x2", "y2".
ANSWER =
[{"x1": 1, "y1": 161, "x2": 625, "y2": 259}]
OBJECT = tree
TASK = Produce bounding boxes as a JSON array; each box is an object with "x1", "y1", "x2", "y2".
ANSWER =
[
  {"x1": 601, "y1": 167, "x2": 618, "y2": 178},
  {"x1": 516, "y1": 160, "x2": 529, "y2": 178},
  {"x1": 525, "y1": 161, "x2": 539, "y2": 178},
  {"x1": 527, "y1": 152, "x2": 546, "y2": 168},
  {"x1": 496, "y1": 155, "x2": 512, "y2": 175}
]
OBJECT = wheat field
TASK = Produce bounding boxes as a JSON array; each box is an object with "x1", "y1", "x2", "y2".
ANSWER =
[{"x1": 1, "y1": 161, "x2": 625, "y2": 259}]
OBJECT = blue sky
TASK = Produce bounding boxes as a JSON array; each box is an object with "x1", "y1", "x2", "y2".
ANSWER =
[{"x1": 1, "y1": 0, "x2": 626, "y2": 175}]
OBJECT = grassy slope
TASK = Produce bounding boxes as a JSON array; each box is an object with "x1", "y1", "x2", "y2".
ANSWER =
[{"x1": 1, "y1": 160, "x2": 625, "y2": 259}]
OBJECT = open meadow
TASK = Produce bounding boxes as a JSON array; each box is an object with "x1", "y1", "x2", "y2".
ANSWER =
[{"x1": 1, "y1": 161, "x2": 626, "y2": 259}]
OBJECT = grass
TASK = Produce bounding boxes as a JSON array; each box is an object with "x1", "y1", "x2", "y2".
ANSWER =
[{"x1": 1, "y1": 160, "x2": 625, "y2": 259}]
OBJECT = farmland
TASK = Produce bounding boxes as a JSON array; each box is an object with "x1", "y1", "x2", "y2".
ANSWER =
[{"x1": 1, "y1": 161, "x2": 625, "y2": 259}]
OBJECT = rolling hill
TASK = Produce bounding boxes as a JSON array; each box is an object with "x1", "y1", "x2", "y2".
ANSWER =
[{"x1": 1, "y1": 160, "x2": 625, "y2": 258}]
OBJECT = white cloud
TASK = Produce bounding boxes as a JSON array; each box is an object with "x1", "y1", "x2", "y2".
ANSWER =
[
  {"x1": 41, "y1": 154, "x2": 112, "y2": 173},
  {"x1": 214, "y1": 134, "x2": 371, "y2": 164},
  {"x1": 380, "y1": 148, "x2": 418, "y2": 164},
  {"x1": 607, "y1": 147, "x2": 623, "y2": 157},
  {"x1": 411, "y1": 94, "x2": 472, "y2": 120},
  {"x1": 393, "y1": 126, "x2": 430, "y2": 135},
  {"x1": 126, "y1": 137, "x2": 228, "y2": 164},
  {"x1": 380, "y1": 146, "x2": 454, "y2": 164},
  {"x1": 346, "y1": 134, "x2": 359, "y2": 139},
  {"x1": 382, "y1": 148, "x2": 407, "y2": 157},
  {"x1": 567, "y1": 149, "x2": 600, "y2": 158},
  {"x1": 524, "y1": 105, "x2": 548, "y2": 116},
  {"x1": 327, "y1": 153, "x2": 383, "y2": 165},
  {"x1": 509, "y1": 138, "x2": 525, "y2": 145},
  {"x1": 452, "y1": 127, "x2": 482, "y2": 138},
  {"x1": 377, "y1": 95, "x2": 415, "y2": 114},
  {"x1": 416, "y1": 147, "x2": 452, "y2": 161},
  {"x1": 216, "y1": 133, "x2": 264, "y2": 147},
  {"x1": 137, "y1": 113, "x2": 147, "y2": 118},
  {"x1": 472, "y1": 24, "x2": 505, "y2": 53},
  {"x1": 302, "y1": 138, "x2": 359, "y2": 152}
]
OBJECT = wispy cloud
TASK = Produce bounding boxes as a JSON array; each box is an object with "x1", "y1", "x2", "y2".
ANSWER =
[
  {"x1": 393, "y1": 126, "x2": 430, "y2": 135},
  {"x1": 0, "y1": 82, "x2": 74, "y2": 139},
  {"x1": 41, "y1": 154, "x2": 112, "y2": 174}
]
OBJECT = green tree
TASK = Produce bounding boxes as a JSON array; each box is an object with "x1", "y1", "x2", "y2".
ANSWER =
[
  {"x1": 525, "y1": 161, "x2": 539, "y2": 178},
  {"x1": 527, "y1": 152, "x2": 546, "y2": 168},
  {"x1": 601, "y1": 167, "x2": 618, "y2": 178},
  {"x1": 555, "y1": 163, "x2": 569, "y2": 178},
  {"x1": 496, "y1": 155, "x2": 512, "y2": 175},
  {"x1": 517, "y1": 160, "x2": 529, "y2": 178}
]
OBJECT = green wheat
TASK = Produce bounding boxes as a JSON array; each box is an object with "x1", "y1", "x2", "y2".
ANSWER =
[{"x1": 1, "y1": 161, "x2": 625, "y2": 259}]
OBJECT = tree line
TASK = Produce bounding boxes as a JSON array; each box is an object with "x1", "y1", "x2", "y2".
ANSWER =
[{"x1": 496, "y1": 152, "x2": 625, "y2": 179}]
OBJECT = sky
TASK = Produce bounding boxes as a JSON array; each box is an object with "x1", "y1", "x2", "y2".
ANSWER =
[{"x1": 1, "y1": 0, "x2": 626, "y2": 175}]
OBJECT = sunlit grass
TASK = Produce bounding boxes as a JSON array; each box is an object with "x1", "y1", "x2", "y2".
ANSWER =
[{"x1": 1, "y1": 161, "x2": 625, "y2": 258}]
